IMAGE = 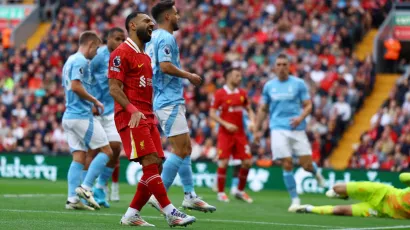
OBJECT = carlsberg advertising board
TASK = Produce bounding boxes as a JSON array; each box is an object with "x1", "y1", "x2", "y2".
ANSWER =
[{"x1": 0, "y1": 153, "x2": 405, "y2": 192}]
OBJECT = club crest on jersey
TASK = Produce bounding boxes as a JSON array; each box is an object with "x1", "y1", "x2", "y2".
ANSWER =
[
  {"x1": 240, "y1": 96, "x2": 244, "y2": 102},
  {"x1": 113, "y1": 56, "x2": 121, "y2": 67}
]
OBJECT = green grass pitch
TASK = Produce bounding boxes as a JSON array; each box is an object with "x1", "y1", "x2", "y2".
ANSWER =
[{"x1": 1, "y1": 179, "x2": 409, "y2": 229}]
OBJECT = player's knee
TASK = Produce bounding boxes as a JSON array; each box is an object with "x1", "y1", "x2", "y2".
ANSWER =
[
  {"x1": 282, "y1": 159, "x2": 293, "y2": 171},
  {"x1": 333, "y1": 206, "x2": 351, "y2": 216},
  {"x1": 110, "y1": 142, "x2": 122, "y2": 157},
  {"x1": 301, "y1": 162, "x2": 313, "y2": 172},
  {"x1": 242, "y1": 159, "x2": 252, "y2": 169},
  {"x1": 141, "y1": 153, "x2": 162, "y2": 167},
  {"x1": 218, "y1": 160, "x2": 229, "y2": 168},
  {"x1": 333, "y1": 183, "x2": 346, "y2": 194}
]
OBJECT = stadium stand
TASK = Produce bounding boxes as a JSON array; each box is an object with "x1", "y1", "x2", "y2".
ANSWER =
[
  {"x1": 352, "y1": 65, "x2": 410, "y2": 171},
  {"x1": 0, "y1": 0, "x2": 392, "y2": 168}
]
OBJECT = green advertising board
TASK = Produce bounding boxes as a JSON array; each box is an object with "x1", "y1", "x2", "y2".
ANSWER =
[
  {"x1": 395, "y1": 15, "x2": 410, "y2": 26},
  {"x1": 0, "y1": 153, "x2": 405, "y2": 194},
  {"x1": 0, "y1": 7, "x2": 30, "y2": 20}
]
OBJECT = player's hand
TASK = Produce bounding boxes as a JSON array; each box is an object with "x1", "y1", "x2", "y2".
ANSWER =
[
  {"x1": 290, "y1": 116, "x2": 303, "y2": 128},
  {"x1": 224, "y1": 122, "x2": 238, "y2": 133},
  {"x1": 247, "y1": 122, "x2": 255, "y2": 133},
  {"x1": 94, "y1": 100, "x2": 104, "y2": 115},
  {"x1": 188, "y1": 73, "x2": 202, "y2": 86},
  {"x1": 129, "y1": 111, "x2": 146, "y2": 128},
  {"x1": 92, "y1": 106, "x2": 99, "y2": 115},
  {"x1": 253, "y1": 131, "x2": 261, "y2": 145}
]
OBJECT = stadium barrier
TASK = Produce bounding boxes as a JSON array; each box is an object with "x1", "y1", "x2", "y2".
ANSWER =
[{"x1": 0, "y1": 153, "x2": 404, "y2": 194}]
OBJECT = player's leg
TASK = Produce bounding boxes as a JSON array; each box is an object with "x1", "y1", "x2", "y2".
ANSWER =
[
  {"x1": 62, "y1": 119, "x2": 94, "y2": 211},
  {"x1": 96, "y1": 114, "x2": 122, "y2": 202},
  {"x1": 271, "y1": 130, "x2": 300, "y2": 210},
  {"x1": 155, "y1": 106, "x2": 187, "y2": 190},
  {"x1": 293, "y1": 202, "x2": 378, "y2": 218},
  {"x1": 156, "y1": 105, "x2": 215, "y2": 212},
  {"x1": 230, "y1": 162, "x2": 241, "y2": 195},
  {"x1": 216, "y1": 133, "x2": 234, "y2": 202},
  {"x1": 119, "y1": 126, "x2": 154, "y2": 227},
  {"x1": 292, "y1": 131, "x2": 325, "y2": 187},
  {"x1": 234, "y1": 136, "x2": 253, "y2": 203},
  {"x1": 110, "y1": 160, "x2": 120, "y2": 201},
  {"x1": 93, "y1": 141, "x2": 121, "y2": 207},
  {"x1": 78, "y1": 118, "x2": 112, "y2": 209},
  {"x1": 121, "y1": 124, "x2": 196, "y2": 227}
]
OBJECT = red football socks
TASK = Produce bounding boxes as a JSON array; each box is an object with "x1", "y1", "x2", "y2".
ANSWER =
[
  {"x1": 217, "y1": 167, "x2": 227, "y2": 193},
  {"x1": 112, "y1": 162, "x2": 119, "y2": 183},
  {"x1": 142, "y1": 164, "x2": 171, "y2": 208},
  {"x1": 129, "y1": 180, "x2": 151, "y2": 211},
  {"x1": 238, "y1": 167, "x2": 249, "y2": 191}
]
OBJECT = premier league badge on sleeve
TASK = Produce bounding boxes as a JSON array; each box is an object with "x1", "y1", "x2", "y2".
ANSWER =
[
  {"x1": 163, "y1": 45, "x2": 171, "y2": 56},
  {"x1": 113, "y1": 56, "x2": 121, "y2": 67},
  {"x1": 79, "y1": 67, "x2": 83, "y2": 75}
]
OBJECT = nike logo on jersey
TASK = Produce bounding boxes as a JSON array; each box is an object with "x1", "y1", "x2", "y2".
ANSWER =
[{"x1": 138, "y1": 64, "x2": 144, "y2": 68}]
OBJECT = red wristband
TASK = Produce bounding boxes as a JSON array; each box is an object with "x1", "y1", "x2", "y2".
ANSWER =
[{"x1": 126, "y1": 103, "x2": 138, "y2": 114}]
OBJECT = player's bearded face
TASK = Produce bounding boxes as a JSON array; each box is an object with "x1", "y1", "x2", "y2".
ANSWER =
[{"x1": 136, "y1": 26, "x2": 152, "y2": 43}]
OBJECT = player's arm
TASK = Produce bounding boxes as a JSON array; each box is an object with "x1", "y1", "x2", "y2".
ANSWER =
[
  {"x1": 291, "y1": 81, "x2": 312, "y2": 128},
  {"x1": 245, "y1": 99, "x2": 256, "y2": 132},
  {"x1": 71, "y1": 61, "x2": 104, "y2": 113},
  {"x1": 254, "y1": 83, "x2": 271, "y2": 143},
  {"x1": 399, "y1": 173, "x2": 410, "y2": 187},
  {"x1": 108, "y1": 52, "x2": 145, "y2": 128},
  {"x1": 157, "y1": 38, "x2": 201, "y2": 86}
]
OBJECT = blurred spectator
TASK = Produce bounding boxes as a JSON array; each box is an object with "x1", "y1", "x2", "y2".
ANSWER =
[{"x1": 0, "y1": 0, "x2": 390, "y2": 169}]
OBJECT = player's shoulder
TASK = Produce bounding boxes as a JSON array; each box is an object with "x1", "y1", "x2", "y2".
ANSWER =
[
  {"x1": 96, "y1": 46, "x2": 108, "y2": 56},
  {"x1": 154, "y1": 29, "x2": 175, "y2": 42},
  {"x1": 289, "y1": 75, "x2": 306, "y2": 84},
  {"x1": 214, "y1": 88, "x2": 226, "y2": 97},
  {"x1": 110, "y1": 43, "x2": 128, "y2": 56},
  {"x1": 70, "y1": 52, "x2": 87, "y2": 65}
]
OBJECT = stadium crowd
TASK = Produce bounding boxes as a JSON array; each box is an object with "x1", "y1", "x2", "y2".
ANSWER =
[
  {"x1": 352, "y1": 64, "x2": 410, "y2": 172},
  {"x1": 0, "y1": 0, "x2": 391, "y2": 169}
]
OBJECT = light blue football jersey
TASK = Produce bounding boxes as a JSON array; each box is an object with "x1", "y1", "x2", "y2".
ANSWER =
[
  {"x1": 62, "y1": 52, "x2": 94, "y2": 119},
  {"x1": 261, "y1": 76, "x2": 310, "y2": 131},
  {"x1": 90, "y1": 46, "x2": 114, "y2": 116},
  {"x1": 145, "y1": 29, "x2": 185, "y2": 111}
]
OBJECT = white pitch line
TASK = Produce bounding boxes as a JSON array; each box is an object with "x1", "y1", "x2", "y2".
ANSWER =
[
  {"x1": 0, "y1": 209, "x2": 342, "y2": 229},
  {"x1": 2, "y1": 194, "x2": 65, "y2": 198},
  {"x1": 335, "y1": 226, "x2": 410, "y2": 230}
]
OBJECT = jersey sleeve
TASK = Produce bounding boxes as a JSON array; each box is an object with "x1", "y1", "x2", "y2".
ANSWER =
[
  {"x1": 70, "y1": 58, "x2": 88, "y2": 81},
  {"x1": 211, "y1": 90, "x2": 223, "y2": 109},
  {"x1": 108, "y1": 49, "x2": 127, "y2": 82},
  {"x1": 157, "y1": 35, "x2": 174, "y2": 63},
  {"x1": 261, "y1": 83, "x2": 270, "y2": 105},
  {"x1": 298, "y1": 80, "x2": 310, "y2": 101}
]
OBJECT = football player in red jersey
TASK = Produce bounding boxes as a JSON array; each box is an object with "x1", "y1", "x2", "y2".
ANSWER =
[
  {"x1": 210, "y1": 67, "x2": 255, "y2": 203},
  {"x1": 108, "y1": 11, "x2": 195, "y2": 227}
]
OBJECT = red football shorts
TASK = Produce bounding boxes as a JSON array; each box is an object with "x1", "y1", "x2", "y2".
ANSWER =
[
  {"x1": 119, "y1": 123, "x2": 164, "y2": 162},
  {"x1": 217, "y1": 132, "x2": 251, "y2": 160}
]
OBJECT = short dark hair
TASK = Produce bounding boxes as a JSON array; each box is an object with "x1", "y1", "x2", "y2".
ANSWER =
[
  {"x1": 108, "y1": 27, "x2": 124, "y2": 37},
  {"x1": 79, "y1": 31, "x2": 101, "y2": 45},
  {"x1": 125, "y1": 11, "x2": 146, "y2": 32},
  {"x1": 276, "y1": 53, "x2": 289, "y2": 61},
  {"x1": 151, "y1": 0, "x2": 175, "y2": 23},
  {"x1": 223, "y1": 67, "x2": 240, "y2": 78}
]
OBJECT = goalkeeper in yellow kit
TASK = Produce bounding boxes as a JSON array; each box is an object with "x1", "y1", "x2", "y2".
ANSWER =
[{"x1": 290, "y1": 173, "x2": 410, "y2": 219}]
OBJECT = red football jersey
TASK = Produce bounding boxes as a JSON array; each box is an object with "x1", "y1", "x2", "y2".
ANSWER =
[
  {"x1": 211, "y1": 85, "x2": 248, "y2": 134},
  {"x1": 108, "y1": 38, "x2": 154, "y2": 131}
]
